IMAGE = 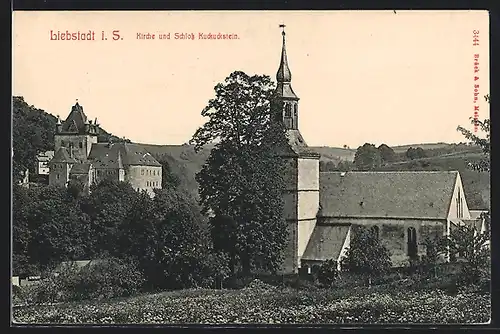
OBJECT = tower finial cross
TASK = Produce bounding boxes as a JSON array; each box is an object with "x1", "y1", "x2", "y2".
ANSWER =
[{"x1": 279, "y1": 24, "x2": 286, "y2": 36}]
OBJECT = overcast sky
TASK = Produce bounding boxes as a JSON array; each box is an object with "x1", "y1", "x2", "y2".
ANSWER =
[{"x1": 13, "y1": 10, "x2": 489, "y2": 148}]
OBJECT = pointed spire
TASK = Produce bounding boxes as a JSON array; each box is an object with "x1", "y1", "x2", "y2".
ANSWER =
[
  {"x1": 274, "y1": 24, "x2": 298, "y2": 100},
  {"x1": 277, "y1": 24, "x2": 292, "y2": 83}
]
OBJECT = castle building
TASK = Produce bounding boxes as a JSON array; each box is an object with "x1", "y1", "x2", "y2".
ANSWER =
[
  {"x1": 48, "y1": 102, "x2": 162, "y2": 195},
  {"x1": 274, "y1": 27, "x2": 483, "y2": 274}
]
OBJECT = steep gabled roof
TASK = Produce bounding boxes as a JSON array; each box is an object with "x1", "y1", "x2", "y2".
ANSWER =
[
  {"x1": 319, "y1": 171, "x2": 459, "y2": 219},
  {"x1": 69, "y1": 163, "x2": 91, "y2": 175},
  {"x1": 50, "y1": 147, "x2": 78, "y2": 164},
  {"x1": 273, "y1": 130, "x2": 321, "y2": 158},
  {"x1": 302, "y1": 224, "x2": 350, "y2": 261},
  {"x1": 61, "y1": 102, "x2": 88, "y2": 134},
  {"x1": 88, "y1": 142, "x2": 161, "y2": 168}
]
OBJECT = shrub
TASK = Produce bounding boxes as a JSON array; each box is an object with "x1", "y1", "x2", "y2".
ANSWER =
[
  {"x1": 316, "y1": 259, "x2": 338, "y2": 286},
  {"x1": 25, "y1": 258, "x2": 145, "y2": 304},
  {"x1": 72, "y1": 257, "x2": 145, "y2": 301},
  {"x1": 341, "y1": 226, "x2": 392, "y2": 286}
]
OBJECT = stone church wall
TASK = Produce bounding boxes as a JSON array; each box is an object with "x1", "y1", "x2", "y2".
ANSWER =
[{"x1": 320, "y1": 217, "x2": 446, "y2": 267}]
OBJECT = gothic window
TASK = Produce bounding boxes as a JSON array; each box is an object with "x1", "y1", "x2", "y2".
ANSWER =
[
  {"x1": 79, "y1": 142, "x2": 83, "y2": 149},
  {"x1": 141, "y1": 169, "x2": 144, "y2": 176},
  {"x1": 407, "y1": 227, "x2": 417, "y2": 259},
  {"x1": 285, "y1": 104, "x2": 292, "y2": 117},
  {"x1": 56, "y1": 174, "x2": 60, "y2": 179},
  {"x1": 457, "y1": 189, "x2": 462, "y2": 218},
  {"x1": 294, "y1": 104, "x2": 298, "y2": 116},
  {"x1": 371, "y1": 225, "x2": 380, "y2": 239}
]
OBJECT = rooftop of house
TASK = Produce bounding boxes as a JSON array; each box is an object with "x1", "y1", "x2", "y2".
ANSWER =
[
  {"x1": 88, "y1": 142, "x2": 161, "y2": 167},
  {"x1": 319, "y1": 171, "x2": 460, "y2": 219},
  {"x1": 69, "y1": 162, "x2": 92, "y2": 175},
  {"x1": 301, "y1": 224, "x2": 350, "y2": 262}
]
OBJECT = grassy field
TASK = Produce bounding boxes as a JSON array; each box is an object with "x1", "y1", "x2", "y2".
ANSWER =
[{"x1": 13, "y1": 281, "x2": 490, "y2": 325}]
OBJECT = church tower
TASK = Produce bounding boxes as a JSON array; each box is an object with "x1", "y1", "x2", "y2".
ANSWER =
[{"x1": 273, "y1": 26, "x2": 321, "y2": 274}]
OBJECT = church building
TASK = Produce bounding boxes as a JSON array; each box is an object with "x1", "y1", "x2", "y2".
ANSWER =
[
  {"x1": 273, "y1": 27, "x2": 484, "y2": 273},
  {"x1": 48, "y1": 102, "x2": 162, "y2": 196}
]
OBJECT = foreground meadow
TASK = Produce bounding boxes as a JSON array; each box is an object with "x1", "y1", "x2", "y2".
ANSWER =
[{"x1": 13, "y1": 281, "x2": 490, "y2": 325}]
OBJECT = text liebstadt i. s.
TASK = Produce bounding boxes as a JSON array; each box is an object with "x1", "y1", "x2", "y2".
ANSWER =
[{"x1": 50, "y1": 30, "x2": 122, "y2": 41}]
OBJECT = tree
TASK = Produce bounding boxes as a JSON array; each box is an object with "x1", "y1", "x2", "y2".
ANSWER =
[
  {"x1": 316, "y1": 259, "x2": 338, "y2": 286},
  {"x1": 120, "y1": 187, "x2": 211, "y2": 290},
  {"x1": 156, "y1": 156, "x2": 181, "y2": 189},
  {"x1": 190, "y1": 71, "x2": 289, "y2": 274},
  {"x1": 12, "y1": 97, "x2": 57, "y2": 183},
  {"x1": 210, "y1": 215, "x2": 239, "y2": 274},
  {"x1": 443, "y1": 222, "x2": 490, "y2": 285},
  {"x1": 354, "y1": 143, "x2": 382, "y2": 171},
  {"x1": 81, "y1": 179, "x2": 140, "y2": 256},
  {"x1": 341, "y1": 226, "x2": 392, "y2": 286},
  {"x1": 377, "y1": 144, "x2": 395, "y2": 163},
  {"x1": 405, "y1": 147, "x2": 427, "y2": 160},
  {"x1": 457, "y1": 94, "x2": 490, "y2": 170},
  {"x1": 319, "y1": 160, "x2": 336, "y2": 172},
  {"x1": 26, "y1": 186, "x2": 88, "y2": 269},
  {"x1": 418, "y1": 235, "x2": 447, "y2": 278},
  {"x1": 12, "y1": 184, "x2": 37, "y2": 276},
  {"x1": 151, "y1": 188, "x2": 211, "y2": 289},
  {"x1": 337, "y1": 160, "x2": 354, "y2": 172}
]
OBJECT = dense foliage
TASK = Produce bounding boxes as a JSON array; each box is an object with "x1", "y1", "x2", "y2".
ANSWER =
[
  {"x1": 341, "y1": 226, "x2": 392, "y2": 285},
  {"x1": 353, "y1": 143, "x2": 382, "y2": 170},
  {"x1": 12, "y1": 179, "x2": 214, "y2": 292},
  {"x1": 17, "y1": 258, "x2": 145, "y2": 305},
  {"x1": 190, "y1": 71, "x2": 289, "y2": 274}
]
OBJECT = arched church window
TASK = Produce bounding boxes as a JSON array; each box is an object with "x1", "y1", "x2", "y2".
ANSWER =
[
  {"x1": 294, "y1": 104, "x2": 298, "y2": 116},
  {"x1": 407, "y1": 227, "x2": 417, "y2": 259},
  {"x1": 79, "y1": 142, "x2": 83, "y2": 149},
  {"x1": 285, "y1": 104, "x2": 292, "y2": 117},
  {"x1": 371, "y1": 225, "x2": 380, "y2": 239}
]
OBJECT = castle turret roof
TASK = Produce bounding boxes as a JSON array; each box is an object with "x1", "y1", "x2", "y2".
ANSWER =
[{"x1": 60, "y1": 101, "x2": 97, "y2": 135}]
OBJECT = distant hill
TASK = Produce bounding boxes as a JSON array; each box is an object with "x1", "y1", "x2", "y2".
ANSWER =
[
  {"x1": 138, "y1": 143, "x2": 357, "y2": 200},
  {"x1": 390, "y1": 142, "x2": 453, "y2": 153},
  {"x1": 138, "y1": 142, "x2": 489, "y2": 210},
  {"x1": 380, "y1": 151, "x2": 490, "y2": 210}
]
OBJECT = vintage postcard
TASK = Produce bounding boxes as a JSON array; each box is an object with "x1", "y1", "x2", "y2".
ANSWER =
[{"x1": 12, "y1": 10, "x2": 490, "y2": 325}]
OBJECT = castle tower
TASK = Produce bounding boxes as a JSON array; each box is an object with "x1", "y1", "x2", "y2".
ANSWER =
[
  {"x1": 48, "y1": 147, "x2": 77, "y2": 187},
  {"x1": 273, "y1": 25, "x2": 321, "y2": 273},
  {"x1": 54, "y1": 100, "x2": 99, "y2": 162}
]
